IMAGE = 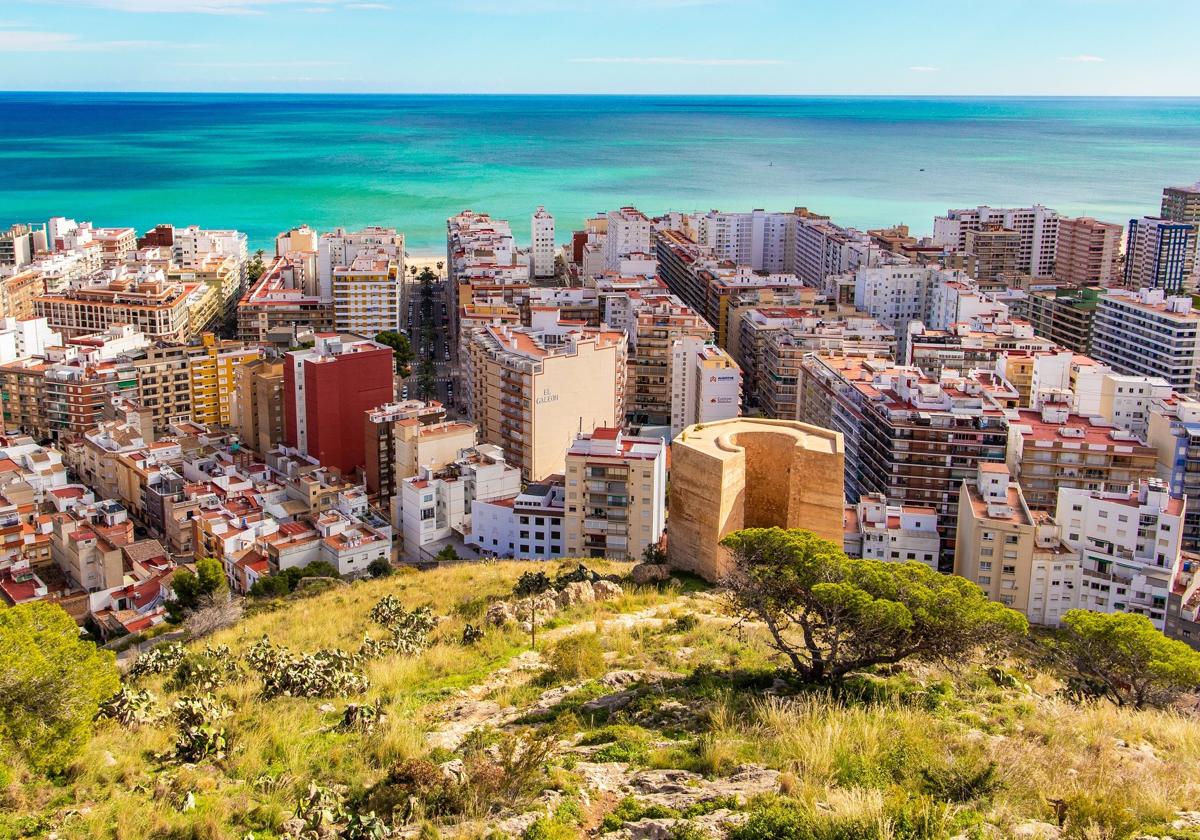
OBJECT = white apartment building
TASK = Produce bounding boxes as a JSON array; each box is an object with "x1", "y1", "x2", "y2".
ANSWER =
[
  {"x1": 793, "y1": 218, "x2": 884, "y2": 285},
  {"x1": 399, "y1": 444, "x2": 521, "y2": 563},
  {"x1": 0, "y1": 317, "x2": 62, "y2": 364},
  {"x1": 852, "y1": 265, "x2": 1006, "y2": 354},
  {"x1": 1057, "y1": 479, "x2": 1185, "y2": 630},
  {"x1": 467, "y1": 480, "x2": 565, "y2": 559},
  {"x1": 317, "y1": 226, "x2": 405, "y2": 300},
  {"x1": 531, "y1": 206, "x2": 556, "y2": 278},
  {"x1": 1091, "y1": 288, "x2": 1200, "y2": 397},
  {"x1": 694, "y1": 209, "x2": 795, "y2": 272},
  {"x1": 331, "y1": 249, "x2": 403, "y2": 335},
  {"x1": 1097, "y1": 374, "x2": 1173, "y2": 438},
  {"x1": 933, "y1": 205, "x2": 1060, "y2": 276},
  {"x1": 844, "y1": 492, "x2": 940, "y2": 570},
  {"x1": 669, "y1": 336, "x2": 742, "y2": 437},
  {"x1": 603, "y1": 207, "x2": 652, "y2": 270}
]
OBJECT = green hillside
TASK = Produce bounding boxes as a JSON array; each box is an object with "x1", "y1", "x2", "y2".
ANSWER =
[{"x1": 3, "y1": 557, "x2": 1200, "y2": 840}]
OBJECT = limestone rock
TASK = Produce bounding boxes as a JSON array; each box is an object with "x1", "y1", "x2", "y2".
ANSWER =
[
  {"x1": 1011, "y1": 821, "x2": 1062, "y2": 839},
  {"x1": 486, "y1": 601, "x2": 514, "y2": 626},
  {"x1": 593, "y1": 579, "x2": 624, "y2": 600},
  {"x1": 556, "y1": 580, "x2": 596, "y2": 608}
]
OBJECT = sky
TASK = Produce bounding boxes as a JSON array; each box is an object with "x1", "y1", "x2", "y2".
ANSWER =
[{"x1": 0, "y1": 0, "x2": 1197, "y2": 96}]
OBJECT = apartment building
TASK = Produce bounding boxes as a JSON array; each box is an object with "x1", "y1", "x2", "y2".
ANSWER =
[
  {"x1": 237, "y1": 255, "x2": 335, "y2": 343},
  {"x1": 1090, "y1": 288, "x2": 1200, "y2": 396},
  {"x1": 1, "y1": 270, "x2": 46, "y2": 322},
  {"x1": 1005, "y1": 401, "x2": 1157, "y2": 511},
  {"x1": 360, "y1": 399, "x2": 469, "y2": 503},
  {"x1": 468, "y1": 480, "x2": 565, "y2": 559},
  {"x1": 1167, "y1": 553, "x2": 1200, "y2": 649},
  {"x1": 0, "y1": 317, "x2": 62, "y2": 364},
  {"x1": 627, "y1": 295, "x2": 714, "y2": 426},
  {"x1": 1055, "y1": 216, "x2": 1122, "y2": 286},
  {"x1": 235, "y1": 358, "x2": 285, "y2": 456},
  {"x1": 792, "y1": 217, "x2": 884, "y2": 285},
  {"x1": 187, "y1": 333, "x2": 260, "y2": 427},
  {"x1": 669, "y1": 338, "x2": 741, "y2": 436},
  {"x1": 603, "y1": 207, "x2": 653, "y2": 270},
  {"x1": 446, "y1": 211, "x2": 529, "y2": 340},
  {"x1": 399, "y1": 444, "x2": 521, "y2": 563},
  {"x1": 34, "y1": 266, "x2": 199, "y2": 342},
  {"x1": 465, "y1": 321, "x2": 627, "y2": 481},
  {"x1": 1057, "y1": 480, "x2": 1184, "y2": 630},
  {"x1": 964, "y1": 224, "x2": 1021, "y2": 281},
  {"x1": 1026, "y1": 286, "x2": 1100, "y2": 354},
  {"x1": 798, "y1": 354, "x2": 1014, "y2": 569},
  {"x1": 732, "y1": 307, "x2": 893, "y2": 412},
  {"x1": 843, "y1": 492, "x2": 940, "y2": 570},
  {"x1": 0, "y1": 223, "x2": 40, "y2": 268},
  {"x1": 1096, "y1": 374, "x2": 1173, "y2": 438},
  {"x1": 851, "y1": 265, "x2": 1006, "y2": 355},
  {"x1": 283, "y1": 334, "x2": 395, "y2": 477},
  {"x1": 692, "y1": 209, "x2": 796, "y2": 272},
  {"x1": 1124, "y1": 217, "x2": 1197, "y2": 294},
  {"x1": 563, "y1": 427, "x2": 666, "y2": 561},
  {"x1": 906, "y1": 317, "x2": 1057, "y2": 380},
  {"x1": 332, "y1": 249, "x2": 403, "y2": 336},
  {"x1": 50, "y1": 498, "x2": 132, "y2": 593},
  {"x1": 317, "y1": 225, "x2": 405, "y2": 301},
  {"x1": 933, "y1": 205, "x2": 1060, "y2": 276},
  {"x1": 655, "y1": 230, "x2": 808, "y2": 346},
  {"x1": 1147, "y1": 396, "x2": 1200, "y2": 552},
  {"x1": 955, "y1": 465, "x2": 1079, "y2": 624},
  {"x1": 531, "y1": 206, "x2": 556, "y2": 278}
]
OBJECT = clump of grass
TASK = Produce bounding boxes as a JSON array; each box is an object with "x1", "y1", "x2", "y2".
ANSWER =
[{"x1": 546, "y1": 633, "x2": 606, "y2": 682}]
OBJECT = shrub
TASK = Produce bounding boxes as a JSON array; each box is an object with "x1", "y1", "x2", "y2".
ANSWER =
[
  {"x1": 166, "y1": 645, "x2": 241, "y2": 692},
  {"x1": 129, "y1": 641, "x2": 187, "y2": 680},
  {"x1": 547, "y1": 633, "x2": 605, "y2": 682},
  {"x1": 368, "y1": 557, "x2": 394, "y2": 579},
  {"x1": 0, "y1": 601, "x2": 120, "y2": 771},
  {"x1": 919, "y1": 759, "x2": 1002, "y2": 804},
  {"x1": 96, "y1": 686, "x2": 162, "y2": 727},
  {"x1": 169, "y1": 694, "x2": 230, "y2": 763},
  {"x1": 245, "y1": 635, "x2": 368, "y2": 699}
]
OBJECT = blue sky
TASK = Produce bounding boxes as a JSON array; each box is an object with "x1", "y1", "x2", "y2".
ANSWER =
[{"x1": 1, "y1": 0, "x2": 1197, "y2": 95}]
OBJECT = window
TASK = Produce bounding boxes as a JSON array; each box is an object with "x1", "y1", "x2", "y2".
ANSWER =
[{"x1": 420, "y1": 508, "x2": 434, "y2": 521}]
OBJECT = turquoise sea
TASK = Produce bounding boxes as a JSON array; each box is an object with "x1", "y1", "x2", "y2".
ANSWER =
[{"x1": 2, "y1": 93, "x2": 1199, "y2": 252}]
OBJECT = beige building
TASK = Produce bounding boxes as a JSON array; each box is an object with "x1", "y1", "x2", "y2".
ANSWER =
[
  {"x1": 35, "y1": 267, "x2": 199, "y2": 342},
  {"x1": 964, "y1": 224, "x2": 1021, "y2": 281},
  {"x1": 627, "y1": 295, "x2": 713, "y2": 426},
  {"x1": 667, "y1": 418, "x2": 845, "y2": 581},
  {"x1": 563, "y1": 427, "x2": 667, "y2": 561},
  {"x1": 954, "y1": 464, "x2": 1079, "y2": 625},
  {"x1": 1055, "y1": 216, "x2": 1122, "y2": 286},
  {"x1": 235, "y1": 358, "x2": 285, "y2": 456},
  {"x1": 466, "y1": 322, "x2": 627, "y2": 481}
]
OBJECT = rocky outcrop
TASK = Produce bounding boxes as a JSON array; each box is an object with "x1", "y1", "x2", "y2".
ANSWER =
[{"x1": 630, "y1": 563, "x2": 672, "y2": 585}]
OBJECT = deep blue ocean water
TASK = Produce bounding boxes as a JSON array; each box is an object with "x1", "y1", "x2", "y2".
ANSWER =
[{"x1": 2, "y1": 93, "x2": 1198, "y2": 251}]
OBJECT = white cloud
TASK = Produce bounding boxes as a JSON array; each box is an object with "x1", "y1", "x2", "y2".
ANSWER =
[
  {"x1": 909, "y1": 65, "x2": 940, "y2": 73},
  {"x1": 1059, "y1": 54, "x2": 1105, "y2": 63},
  {"x1": 174, "y1": 59, "x2": 347, "y2": 67},
  {"x1": 35, "y1": 0, "x2": 384, "y2": 14},
  {"x1": 344, "y1": 2, "x2": 389, "y2": 7},
  {"x1": 0, "y1": 29, "x2": 179, "y2": 50},
  {"x1": 571, "y1": 56, "x2": 786, "y2": 67}
]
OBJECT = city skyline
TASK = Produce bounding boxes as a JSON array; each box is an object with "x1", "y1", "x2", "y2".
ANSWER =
[{"x1": 2, "y1": 0, "x2": 1199, "y2": 96}]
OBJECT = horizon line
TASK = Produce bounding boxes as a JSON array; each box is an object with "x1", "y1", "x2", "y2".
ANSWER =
[{"x1": 2, "y1": 89, "x2": 1200, "y2": 99}]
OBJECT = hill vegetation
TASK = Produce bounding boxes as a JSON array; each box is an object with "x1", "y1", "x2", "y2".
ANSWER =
[{"x1": 2, "y1": 536, "x2": 1200, "y2": 840}]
